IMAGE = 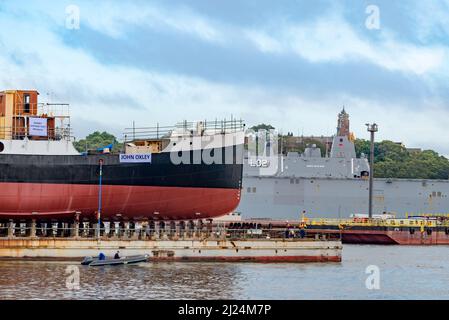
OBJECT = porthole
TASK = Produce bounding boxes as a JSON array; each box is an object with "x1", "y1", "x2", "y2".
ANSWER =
[{"x1": 0, "y1": 142, "x2": 4, "y2": 152}]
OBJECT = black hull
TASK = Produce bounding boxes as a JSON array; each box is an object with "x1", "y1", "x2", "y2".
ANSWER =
[{"x1": 0, "y1": 145, "x2": 243, "y2": 189}]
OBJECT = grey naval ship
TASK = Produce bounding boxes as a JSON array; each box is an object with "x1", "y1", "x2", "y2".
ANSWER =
[{"x1": 237, "y1": 109, "x2": 449, "y2": 220}]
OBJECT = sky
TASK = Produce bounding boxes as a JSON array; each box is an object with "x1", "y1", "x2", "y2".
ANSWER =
[{"x1": 0, "y1": 0, "x2": 448, "y2": 156}]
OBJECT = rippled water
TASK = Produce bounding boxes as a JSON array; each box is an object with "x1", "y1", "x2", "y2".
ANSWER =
[{"x1": 1, "y1": 245, "x2": 449, "y2": 299}]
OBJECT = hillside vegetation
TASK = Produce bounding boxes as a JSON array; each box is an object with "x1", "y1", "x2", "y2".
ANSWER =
[{"x1": 355, "y1": 139, "x2": 449, "y2": 180}]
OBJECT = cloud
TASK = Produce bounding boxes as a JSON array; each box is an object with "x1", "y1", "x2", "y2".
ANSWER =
[
  {"x1": 245, "y1": 13, "x2": 448, "y2": 75},
  {"x1": 411, "y1": 0, "x2": 449, "y2": 42},
  {"x1": 244, "y1": 30, "x2": 283, "y2": 54},
  {"x1": 73, "y1": 1, "x2": 224, "y2": 43},
  {"x1": 0, "y1": 0, "x2": 449, "y2": 158}
]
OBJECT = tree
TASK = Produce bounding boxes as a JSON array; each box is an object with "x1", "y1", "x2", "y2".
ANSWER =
[
  {"x1": 355, "y1": 139, "x2": 449, "y2": 179},
  {"x1": 74, "y1": 131, "x2": 123, "y2": 153},
  {"x1": 250, "y1": 124, "x2": 275, "y2": 131}
]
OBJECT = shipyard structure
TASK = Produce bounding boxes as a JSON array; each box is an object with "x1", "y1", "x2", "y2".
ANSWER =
[{"x1": 238, "y1": 109, "x2": 449, "y2": 219}]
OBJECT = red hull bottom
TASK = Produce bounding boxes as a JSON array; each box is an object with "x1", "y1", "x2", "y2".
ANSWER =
[{"x1": 0, "y1": 182, "x2": 241, "y2": 220}]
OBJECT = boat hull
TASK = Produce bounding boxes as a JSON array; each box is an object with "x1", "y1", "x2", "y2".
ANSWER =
[
  {"x1": 0, "y1": 145, "x2": 244, "y2": 220},
  {"x1": 239, "y1": 175, "x2": 449, "y2": 219},
  {"x1": 0, "y1": 182, "x2": 241, "y2": 220}
]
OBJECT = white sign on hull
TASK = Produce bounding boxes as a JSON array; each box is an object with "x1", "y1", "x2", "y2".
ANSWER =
[{"x1": 119, "y1": 154, "x2": 152, "y2": 163}]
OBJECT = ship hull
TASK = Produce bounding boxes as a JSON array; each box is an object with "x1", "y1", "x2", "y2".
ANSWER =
[
  {"x1": 0, "y1": 145, "x2": 243, "y2": 220},
  {"x1": 238, "y1": 175, "x2": 449, "y2": 219},
  {"x1": 307, "y1": 228, "x2": 449, "y2": 245},
  {"x1": 0, "y1": 182, "x2": 241, "y2": 220}
]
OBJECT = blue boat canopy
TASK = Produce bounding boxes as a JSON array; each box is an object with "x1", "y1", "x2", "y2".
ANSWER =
[{"x1": 97, "y1": 144, "x2": 113, "y2": 152}]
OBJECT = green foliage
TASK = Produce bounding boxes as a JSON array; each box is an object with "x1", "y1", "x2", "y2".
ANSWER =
[
  {"x1": 355, "y1": 139, "x2": 449, "y2": 179},
  {"x1": 74, "y1": 131, "x2": 123, "y2": 153},
  {"x1": 250, "y1": 123, "x2": 275, "y2": 131}
]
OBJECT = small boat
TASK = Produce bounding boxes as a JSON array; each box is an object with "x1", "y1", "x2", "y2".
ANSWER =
[{"x1": 81, "y1": 254, "x2": 150, "y2": 266}]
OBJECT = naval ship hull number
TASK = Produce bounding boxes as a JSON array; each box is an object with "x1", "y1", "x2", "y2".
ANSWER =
[{"x1": 249, "y1": 159, "x2": 270, "y2": 168}]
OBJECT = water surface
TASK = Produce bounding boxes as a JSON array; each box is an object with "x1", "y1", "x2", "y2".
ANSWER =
[{"x1": 1, "y1": 245, "x2": 449, "y2": 299}]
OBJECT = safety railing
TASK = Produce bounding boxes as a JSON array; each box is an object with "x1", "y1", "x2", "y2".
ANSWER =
[
  {"x1": 37, "y1": 103, "x2": 70, "y2": 118},
  {"x1": 0, "y1": 225, "x2": 336, "y2": 241},
  {"x1": 405, "y1": 213, "x2": 449, "y2": 219},
  {"x1": 0, "y1": 101, "x2": 72, "y2": 141},
  {"x1": 10, "y1": 102, "x2": 70, "y2": 118},
  {"x1": 0, "y1": 126, "x2": 73, "y2": 141},
  {"x1": 306, "y1": 217, "x2": 442, "y2": 228},
  {"x1": 123, "y1": 119, "x2": 245, "y2": 142}
]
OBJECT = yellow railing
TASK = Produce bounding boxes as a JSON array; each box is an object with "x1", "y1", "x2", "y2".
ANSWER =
[
  {"x1": 405, "y1": 213, "x2": 449, "y2": 218},
  {"x1": 306, "y1": 218, "x2": 443, "y2": 228}
]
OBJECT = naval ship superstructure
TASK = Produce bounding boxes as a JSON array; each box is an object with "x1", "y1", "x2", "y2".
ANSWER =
[{"x1": 238, "y1": 109, "x2": 449, "y2": 219}]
